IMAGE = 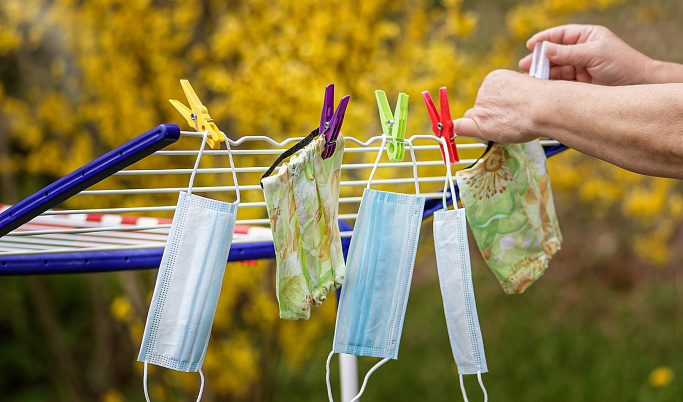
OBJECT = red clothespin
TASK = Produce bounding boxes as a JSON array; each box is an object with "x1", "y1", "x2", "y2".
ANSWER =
[
  {"x1": 320, "y1": 84, "x2": 350, "y2": 159},
  {"x1": 422, "y1": 87, "x2": 459, "y2": 164}
]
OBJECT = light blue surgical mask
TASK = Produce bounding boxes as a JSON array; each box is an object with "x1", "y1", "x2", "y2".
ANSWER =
[
  {"x1": 138, "y1": 132, "x2": 240, "y2": 401},
  {"x1": 326, "y1": 135, "x2": 425, "y2": 402},
  {"x1": 434, "y1": 154, "x2": 488, "y2": 402}
]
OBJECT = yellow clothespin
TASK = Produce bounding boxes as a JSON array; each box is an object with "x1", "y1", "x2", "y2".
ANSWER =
[{"x1": 169, "y1": 79, "x2": 225, "y2": 149}]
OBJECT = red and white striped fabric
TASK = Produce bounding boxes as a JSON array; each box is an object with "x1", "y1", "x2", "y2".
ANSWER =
[{"x1": 0, "y1": 204, "x2": 272, "y2": 256}]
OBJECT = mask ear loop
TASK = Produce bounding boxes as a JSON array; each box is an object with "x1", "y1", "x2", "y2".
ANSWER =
[
  {"x1": 366, "y1": 135, "x2": 420, "y2": 195},
  {"x1": 366, "y1": 134, "x2": 388, "y2": 189},
  {"x1": 348, "y1": 357, "x2": 390, "y2": 402},
  {"x1": 326, "y1": 353, "x2": 391, "y2": 402},
  {"x1": 457, "y1": 371, "x2": 488, "y2": 402},
  {"x1": 478, "y1": 371, "x2": 488, "y2": 402},
  {"x1": 220, "y1": 131, "x2": 241, "y2": 205},
  {"x1": 144, "y1": 362, "x2": 150, "y2": 402},
  {"x1": 439, "y1": 137, "x2": 457, "y2": 210},
  {"x1": 143, "y1": 362, "x2": 205, "y2": 402},
  {"x1": 325, "y1": 351, "x2": 336, "y2": 402},
  {"x1": 406, "y1": 138, "x2": 420, "y2": 195},
  {"x1": 187, "y1": 131, "x2": 209, "y2": 194}
]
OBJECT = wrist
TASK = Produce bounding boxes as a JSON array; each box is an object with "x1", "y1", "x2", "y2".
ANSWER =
[
  {"x1": 528, "y1": 79, "x2": 560, "y2": 139},
  {"x1": 645, "y1": 60, "x2": 683, "y2": 84}
]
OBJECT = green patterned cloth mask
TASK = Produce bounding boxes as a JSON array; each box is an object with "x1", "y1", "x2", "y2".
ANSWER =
[
  {"x1": 262, "y1": 134, "x2": 345, "y2": 320},
  {"x1": 455, "y1": 140, "x2": 562, "y2": 294}
]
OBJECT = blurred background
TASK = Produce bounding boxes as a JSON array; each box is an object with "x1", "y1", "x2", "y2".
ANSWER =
[{"x1": 0, "y1": 0, "x2": 681, "y2": 400}]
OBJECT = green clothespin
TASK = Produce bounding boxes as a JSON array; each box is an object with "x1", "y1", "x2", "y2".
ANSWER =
[{"x1": 375, "y1": 90, "x2": 408, "y2": 162}]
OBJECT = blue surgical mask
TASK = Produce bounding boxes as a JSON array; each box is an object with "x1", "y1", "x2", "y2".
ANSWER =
[
  {"x1": 138, "y1": 132, "x2": 240, "y2": 401},
  {"x1": 434, "y1": 159, "x2": 488, "y2": 402},
  {"x1": 326, "y1": 136, "x2": 425, "y2": 402}
]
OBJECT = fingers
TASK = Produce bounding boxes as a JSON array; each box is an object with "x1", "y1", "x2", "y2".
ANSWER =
[
  {"x1": 575, "y1": 66, "x2": 592, "y2": 83},
  {"x1": 549, "y1": 65, "x2": 577, "y2": 81},
  {"x1": 453, "y1": 117, "x2": 485, "y2": 141},
  {"x1": 518, "y1": 54, "x2": 532, "y2": 72},
  {"x1": 544, "y1": 42, "x2": 594, "y2": 68},
  {"x1": 521, "y1": 58, "x2": 582, "y2": 81},
  {"x1": 526, "y1": 24, "x2": 594, "y2": 50}
]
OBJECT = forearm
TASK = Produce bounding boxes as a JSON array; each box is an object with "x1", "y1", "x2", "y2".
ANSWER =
[
  {"x1": 533, "y1": 81, "x2": 683, "y2": 179},
  {"x1": 646, "y1": 60, "x2": 683, "y2": 84}
]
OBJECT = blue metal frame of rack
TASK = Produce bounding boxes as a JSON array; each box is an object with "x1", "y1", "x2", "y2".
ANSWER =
[
  {"x1": 0, "y1": 126, "x2": 567, "y2": 275},
  {"x1": 0, "y1": 124, "x2": 180, "y2": 237}
]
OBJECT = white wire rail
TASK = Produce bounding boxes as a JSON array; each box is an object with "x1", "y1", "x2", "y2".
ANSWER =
[{"x1": 0, "y1": 129, "x2": 560, "y2": 258}]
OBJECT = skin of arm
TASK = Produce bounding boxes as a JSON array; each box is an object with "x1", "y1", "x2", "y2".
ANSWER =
[
  {"x1": 453, "y1": 70, "x2": 683, "y2": 179},
  {"x1": 647, "y1": 60, "x2": 683, "y2": 84}
]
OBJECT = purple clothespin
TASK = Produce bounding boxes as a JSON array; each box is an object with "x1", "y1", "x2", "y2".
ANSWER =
[{"x1": 320, "y1": 84, "x2": 350, "y2": 159}]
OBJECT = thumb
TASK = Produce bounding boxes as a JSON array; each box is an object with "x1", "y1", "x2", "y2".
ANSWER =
[
  {"x1": 545, "y1": 42, "x2": 593, "y2": 68},
  {"x1": 453, "y1": 118, "x2": 485, "y2": 142}
]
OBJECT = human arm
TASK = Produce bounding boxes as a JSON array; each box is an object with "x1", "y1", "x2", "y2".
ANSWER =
[
  {"x1": 518, "y1": 24, "x2": 683, "y2": 85},
  {"x1": 453, "y1": 70, "x2": 683, "y2": 179}
]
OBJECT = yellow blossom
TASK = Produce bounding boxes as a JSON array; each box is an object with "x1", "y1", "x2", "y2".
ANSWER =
[
  {"x1": 649, "y1": 366, "x2": 674, "y2": 387},
  {"x1": 100, "y1": 389, "x2": 125, "y2": 402},
  {"x1": 110, "y1": 297, "x2": 134, "y2": 322}
]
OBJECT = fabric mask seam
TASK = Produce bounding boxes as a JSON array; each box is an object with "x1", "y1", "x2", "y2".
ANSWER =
[
  {"x1": 182, "y1": 209, "x2": 230, "y2": 365},
  {"x1": 352, "y1": 190, "x2": 383, "y2": 348},
  {"x1": 386, "y1": 196, "x2": 423, "y2": 356},
  {"x1": 333, "y1": 188, "x2": 369, "y2": 350},
  {"x1": 336, "y1": 189, "x2": 371, "y2": 351},
  {"x1": 146, "y1": 193, "x2": 190, "y2": 358},
  {"x1": 359, "y1": 191, "x2": 388, "y2": 348},
  {"x1": 459, "y1": 212, "x2": 483, "y2": 371}
]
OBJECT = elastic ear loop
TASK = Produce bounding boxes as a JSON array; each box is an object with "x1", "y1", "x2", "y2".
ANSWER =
[
  {"x1": 325, "y1": 351, "x2": 335, "y2": 402},
  {"x1": 406, "y1": 138, "x2": 420, "y2": 195},
  {"x1": 366, "y1": 135, "x2": 420, "y2": 195},
  {"x1": 458, "y1": 372, "x2": 488, "y2": 402},
  {"x1": 349, "y1": 357, "x2": 390, "y2": 402},
  {"x1": 187, "y1": 131, "x2": 209, "y2": 194},
  {"x1": 325, "y1": 352, "x2": 391, "y2": 402},
  {"x1": 187, "y1": 131, "x2": 241, "y2": 204},
  {"x1": 143, "y1": 362, "x2": 206, "y2": 402},
  {"x1": 366, "y1": 135, "x2": 388, "y2": 190},
  {"x1": 220, "y1": 131, "x2": 241, "y2": 204},
  {"x1": 439, "y1": 137, "x2": 457, "y2": 210}
]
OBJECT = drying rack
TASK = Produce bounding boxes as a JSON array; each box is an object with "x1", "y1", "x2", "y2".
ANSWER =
[
  {"x1": 0, "y1": 125, "x2": 565, "y2": 275},
  {"x1": 0, "y1": 123, "x2": 565, "y2": 402}
]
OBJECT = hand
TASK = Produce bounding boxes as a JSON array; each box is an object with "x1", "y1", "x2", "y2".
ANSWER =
[
  {"x1": 453, "y1": 70, "x2": 542, "y2": 144},
  {"x1": 519, "y1": 24, "x2": 654, "y2": 86}
]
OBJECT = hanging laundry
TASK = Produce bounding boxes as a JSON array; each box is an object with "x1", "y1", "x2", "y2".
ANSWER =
[
  {"x1": 262, "y1": 84, "x2": 349, "y2": 320},
  {"x1": 138, "y1": 81, "x2": 241, "y2": 402},
  {"x1": 326, "y1": 95, "x2": 425, "y2": 401},
  {"x1": 434, "y1": 159, "x2": 488, "y2": 401},
  {"x1": 262, "y1": 133, "x2": 346, "y2": 320},
  {"x1": 455, "y1": 140, "x2": 562, "y2": 294}
]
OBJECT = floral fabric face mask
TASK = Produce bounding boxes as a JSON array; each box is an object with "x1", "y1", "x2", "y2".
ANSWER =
[
  {"x1": 262, "y1": 134, "x2": 345, "y2": 319},
  {"x1": 455, "y1": 139, "x2": 562, "y2": 294}
]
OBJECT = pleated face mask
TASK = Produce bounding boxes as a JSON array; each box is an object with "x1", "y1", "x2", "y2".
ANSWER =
[
  {"x1": 434, "y1": 158, "x2": 488, "y2": 401},
  {"x1": 262, "y1": 132, "x2": 345, "y2": 320},
  {"x1": 455, "y1": 140, "x2": 562, "y2": 294},
  {"x1": 138, "y1": 132, "x2": 240, "y2": 401},
  {"x1": 326, "y1": 136, "x2": 425, "y2": 402}
]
